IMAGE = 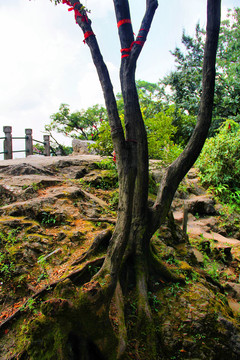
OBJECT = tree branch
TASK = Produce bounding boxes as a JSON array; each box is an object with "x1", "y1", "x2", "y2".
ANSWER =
[
  {"x1": 151, "y1": 0, "x2": 221, "y2": 229},
  {"x1": 129, "y1": 0, "x2": 158, "y2": 66},
  {"x1": 65, "y1": 1, "x2": 126, "y2": 157}
]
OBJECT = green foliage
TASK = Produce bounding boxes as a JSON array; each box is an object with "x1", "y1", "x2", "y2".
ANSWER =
[
  {"x1": 40, "y1": 212, "x2": 57, "y2": 226},
  {"x1": 144, "y1": 107, "x2": 182, "y2": 161},
  {"x1": 90, "y1": 120, "x2": 113, "y2": 156},
  {"x1": 197, "y1": 120, "x2": 240, "y2": 188},
  {"x1": 109, "y1": 192, "x2": 119, "y2": 211},
  {"x1": 147, "y1": 291, "x2": 161, "y2": 312},
  {"x1": 198, "y1": 120, "x2": 240, "y2": 212},
  {"x1": 92, "y1": 85, "x2": 182, "y2": 161},
  {"x1": 33, "y1": 140, "x2": 73, "y2": 157},
  {"x1": 20, "y1": 298, "x2": 38, "y2": 314},
  {"x1": 33, "y1": 143, "x2": 45, "y2": 155},
  {"x1": 52, "y1": 144, "x2": 73, "y2": 156},
  {"x1": 47, "y1": 103, "x2": 107, "y2": 141},
  {"x1": 160, "y1": 8, "x2": 240, "y2": 140},
  {"x1": 202, "y1": 254, "x2": 220, "y2": 281},
  {"x1": 94, "y1": 158, "x2": 117, "y2": 170},
  {"x1": 0, "y1": 229, "x2": 20, "y2": 282},
  {"x1": 161, "y1": 24, "x2": 204, "y2": 116}
]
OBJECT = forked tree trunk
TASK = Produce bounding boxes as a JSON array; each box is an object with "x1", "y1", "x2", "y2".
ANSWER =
[
  {"x1": 15, "y1": 1, "x2": 220, "y2": 359},
  {"x1": 58, "y1": 1, "x2": 221, "y2": 358}
]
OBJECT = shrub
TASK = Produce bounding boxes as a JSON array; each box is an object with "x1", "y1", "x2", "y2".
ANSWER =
[
  {"x1": 91, "y1": 110, "x2": 182, "y2": 163},
  {"x1": 197, "y1": 120, "x2": 240, "y2": 189},
  {"x1": 90, "y1": 120, "x2": 113, "y2": 156}
]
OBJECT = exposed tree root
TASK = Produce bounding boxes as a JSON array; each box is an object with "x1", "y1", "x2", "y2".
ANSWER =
[
  {"x1": 80, "y1": 188, "x2": 109, "y2": 208},
  {"x1": 71, "y1": 229, "x2": 112, "y2": 266},
  {"x1": 195, "y1": 267, "x2": 225, "y2": 292},
  {"x1": 0, "y1": 257, "x2": 105, "y2": 333},
  {"x1": 135, "y1": 270, "x2": 157, "y2": 358},
  {"x1": 150, "y1": 243, "x2": 185, "y2": 283},
  {"x1": 110, "y1": 281, "x2": 128, "y2": 359},
  {"x1": 82, "y1": 217, "x2": 117, "y2": 224}
]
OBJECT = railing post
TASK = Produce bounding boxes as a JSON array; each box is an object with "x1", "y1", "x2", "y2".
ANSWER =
[
  {"x1": 3, "y1": 126, "x2": 12, "y2": 160},
  {"x1": 44, "y1": 135, "x2": 50, "y2": 156},
  {"x1": 25, "y1": 129, "x2": 33, "y2": 157}
]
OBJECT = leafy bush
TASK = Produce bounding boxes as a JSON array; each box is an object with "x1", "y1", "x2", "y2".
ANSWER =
[
  {"x1": 144, "y1": 109, "x2": 182, "y2": 161},
  {"x1": 198, "y1": 120, "x2": 240, "y2": 188},
  {"x1": 197, "y1": 120, "x2": 240, "y2": 207},
  {"x1": 91, "y1": 109, "x2": 182, "y2": 163},
  {"x1": 90, "y1": 120, "x2": 113, "y2": 156}
]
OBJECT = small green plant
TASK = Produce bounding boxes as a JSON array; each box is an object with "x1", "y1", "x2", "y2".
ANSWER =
[
  {"x1": 177, "y1": 181, "x2": 189, "y2": 197},
  {"x1": 94, "y1": 158, "x2": 116, "y2": 170},
  {"x1": 192, "y1": 333, "x2": 206, "y2": 343},
  {"x1": 22, "y1": 182, "x2": 42, "y2": 191},
  {"x1": 20, "y1": 298, "x2": 38, "y2": 314},
  {"x1": 0, "y1": 229, "x2": 20, "y2": 282},
  {"x1": 88, "y1": 264, "x2": 100, "y2": 277},
  {"x1": 148, "y1": 291, "x2": 161, "y2": 312},
  {"x1": 165, "y1": 257, "x2": 180, "y2": 266},
  {"x1": 168, "y1": 282, "x2": 183, "y2": 296},
  {"x1": 202, "y1": 254, "x2": 220, "y2": 281},
  {"x1": 37, "y1": 254, "x2": 49, "y2": 283},
  {"x1": 40, "y1": 212, "x2": 57, "y2": 226}
]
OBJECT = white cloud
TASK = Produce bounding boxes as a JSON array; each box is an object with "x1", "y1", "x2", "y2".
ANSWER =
[{"x1": 76, "y1": 60, "x2": 119, "y2": 108}]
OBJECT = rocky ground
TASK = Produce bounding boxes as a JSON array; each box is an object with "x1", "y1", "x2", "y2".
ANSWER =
[{"x1": 0, "y1": 154, "x2": 239, "y2": 359}]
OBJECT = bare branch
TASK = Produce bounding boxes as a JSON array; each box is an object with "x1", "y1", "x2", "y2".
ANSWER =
[
  {"x1": 129, "y1": 0, "x2": 158, "y2": 66},
  {"x1": 63, "y1": 1, "x2": 125, "y2": 153}
]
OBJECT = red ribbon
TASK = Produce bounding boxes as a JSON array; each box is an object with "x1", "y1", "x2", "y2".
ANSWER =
[
  {"x1": 75, "y1": 10, "x2": 88, "y2": 23},
  {"x1": 120, "y1": 40, "x2": 145, "y2": 58},
  {"x1": 68, "y1": 2, "x2": 78, "y2": 11},
  {"x1": 62, "y1": 0, "x2": 72, "y2": 5},
  {"x1": 63, "y1": 1, "x2": 88, "y2": 23},
  {"x1": 117, "y1": 19, "x2": 131, "y2": 28},
  {"x1": 83, "y1": 31, "x2": 95, "y2": 43},
  {"x1": 113, "y1": 150, "x2": 116, "y2": 163}
]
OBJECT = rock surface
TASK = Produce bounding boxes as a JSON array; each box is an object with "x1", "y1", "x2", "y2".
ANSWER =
[
  {"x1": 0, "y1": 155, "x2": 239, "y2": 360},
  {"x1": 72, "y1": 139, "x2": 96, "y2": 155}
]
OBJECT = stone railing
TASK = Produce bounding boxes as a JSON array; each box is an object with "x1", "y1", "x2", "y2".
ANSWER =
[{"x1": 0, "y1": 126, "x2": 50, "y2": 160}]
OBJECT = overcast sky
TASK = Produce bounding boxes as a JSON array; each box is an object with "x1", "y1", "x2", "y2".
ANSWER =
[{"x1": 0, "y1": 0, "x2": 239, "y2": 158}]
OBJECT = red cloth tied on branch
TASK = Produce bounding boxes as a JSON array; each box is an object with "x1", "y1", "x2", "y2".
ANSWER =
[
  {"x1": 83, "y1": 31, "x2": 95, "y2": 43},
  {"x1": 120, "y1": 40, "x2": 145, "y2": 58},
  {"x1": 62, "y1": 0, "x2": 72, "y2": 5},
  {"x1": 63, "y1": 1, "x2": 88, "y2": 23},
  {"x1": 117, "y1": 19, "x2": 131, "y2": 28},
  {"x1": 68, "y1": 2, "x2": 78, "y2": 11},
  {"x1": 74, "y1": 10, "x2": 88, "y2": 23}
]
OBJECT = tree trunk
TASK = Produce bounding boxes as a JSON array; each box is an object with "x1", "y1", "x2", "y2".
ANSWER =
[{"x1": 12, "y1": 1, "x2": 221, "y2": 359}]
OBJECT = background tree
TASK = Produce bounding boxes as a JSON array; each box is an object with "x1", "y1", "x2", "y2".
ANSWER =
[
  {"x1": 22, "y1": 0, "x2": 221, "y2": 358},
  {"x1": 91, "y1": 80, "x2": 182, "y2": 160},
  {"x1": 161, "y1": 7, "x2": 240, "y2": 143},
  {"x1": 46, "y1": 103, "x2": 107, "y2": 140}
]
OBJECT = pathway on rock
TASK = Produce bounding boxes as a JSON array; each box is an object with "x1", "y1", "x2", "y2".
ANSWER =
[{"x1": 172, "y1": 169, "x2": 240, "y2": 313}]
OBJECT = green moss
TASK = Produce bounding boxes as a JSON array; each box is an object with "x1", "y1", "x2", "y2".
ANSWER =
[
  {"x1": 154, "y1": 281, "x2": 240, "y2": 359},
  {"x1": 19, "y1": 314, "x2": 71, "y2": 360},
  {"x1": 53, "y1": 279, "x2": 78, "y2": 299}
]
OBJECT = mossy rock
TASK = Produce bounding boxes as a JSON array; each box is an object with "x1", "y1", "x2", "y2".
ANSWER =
[
  {"x1": 155, "y1": 282, "x2": 240, "y2": 359},
  {"x1": 82, "y1": 170, "x2": 118, "y2": 189}
]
